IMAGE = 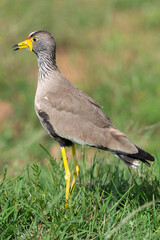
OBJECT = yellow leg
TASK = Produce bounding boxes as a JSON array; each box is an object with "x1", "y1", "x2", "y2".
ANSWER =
[
  {"x1": 61, "y1": 147, "x2": 71, "y2": 207},
  {"x1": 71, "y1": 145, "x2": 79, "y2": 192}
]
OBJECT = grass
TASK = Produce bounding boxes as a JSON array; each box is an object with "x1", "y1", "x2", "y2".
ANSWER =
[
  {"x1": 0, "y1": 148, "x2": 160, "y2": 239},
  {"x1": 0, "y1": 0, "x2": 160, "y2": 239}
]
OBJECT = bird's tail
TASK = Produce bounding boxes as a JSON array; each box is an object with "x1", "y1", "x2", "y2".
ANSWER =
[{"x1": 115, "y1": 146, "x2": 155, "y2": 168}]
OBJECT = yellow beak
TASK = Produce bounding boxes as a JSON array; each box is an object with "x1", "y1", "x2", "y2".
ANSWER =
[{"x1": 13, "y1": 39, "x2": 33, "y2": 51}]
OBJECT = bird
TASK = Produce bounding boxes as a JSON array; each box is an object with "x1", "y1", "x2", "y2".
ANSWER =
[{"x1": 13, "y1": 30, "x2": 155, "y2": 204}]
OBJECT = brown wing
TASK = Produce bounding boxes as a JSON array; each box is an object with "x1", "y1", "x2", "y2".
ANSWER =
[{"x1": 36, "y1": 84, "x2": 138, "y2": 155}]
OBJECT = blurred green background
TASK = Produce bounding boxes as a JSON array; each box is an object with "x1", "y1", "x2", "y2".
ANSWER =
[{"x1": 0, "y1": 0, "x2": 160, "y2": 175}]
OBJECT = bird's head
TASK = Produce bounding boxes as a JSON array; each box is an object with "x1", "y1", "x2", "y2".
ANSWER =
[{"x1": 13, "y1": 30, "x2": 56, "y2": 56}]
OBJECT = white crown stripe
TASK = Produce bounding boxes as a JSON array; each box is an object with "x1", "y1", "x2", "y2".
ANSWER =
[{"x1": 29, "y1": 31, "x2": 36, "y2": 37}]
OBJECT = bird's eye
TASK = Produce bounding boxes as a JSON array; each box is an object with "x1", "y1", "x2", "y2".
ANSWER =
[{"x1": 32, "y1": 37, "x2": 39, "y2": 43}]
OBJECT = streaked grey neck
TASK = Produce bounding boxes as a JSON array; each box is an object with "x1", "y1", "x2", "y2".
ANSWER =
[{"x1": 37, "y1": 51, "x2": 58, "y2": 81}]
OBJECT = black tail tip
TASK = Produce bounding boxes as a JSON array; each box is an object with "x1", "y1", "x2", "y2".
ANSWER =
[{"x1": 138, "y1": 147, "x2": 155, "y2": 162}]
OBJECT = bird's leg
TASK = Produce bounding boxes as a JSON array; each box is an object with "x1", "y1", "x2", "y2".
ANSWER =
[
  {"x1": 61, "y1": 147, "x2": 71, "y2": 207},
  {"x1": 71, "y1": 144, "x2": 79, "y2": 192}
]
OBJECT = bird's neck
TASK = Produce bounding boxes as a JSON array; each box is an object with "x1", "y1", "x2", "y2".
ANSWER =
[{"x1": 37, "y1": 51, "x2": 59, "y2": 81}]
